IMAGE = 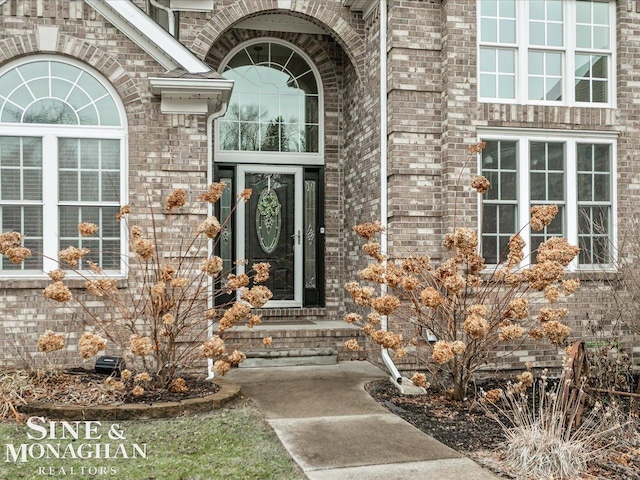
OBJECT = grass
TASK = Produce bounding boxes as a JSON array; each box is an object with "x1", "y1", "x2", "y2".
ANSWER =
[{"x1": 0, "y1": 401, "x2": 304, "y2": 480}]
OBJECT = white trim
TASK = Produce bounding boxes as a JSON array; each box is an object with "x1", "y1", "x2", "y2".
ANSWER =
[
  {"x1": 149, "y1": 77, "x2": 234, "y2": 116},
  {"x1": 477, "y1": 128, "x2": 617, "y2": 272},
  {"x1": 84, "y1": 0, "x2": 210, "y2": 73},
  {"x1": 236, "y1": 165, "x2": 303, "y2": 308},
  {"x1": 215, "y1": 38, "x2": 325, "y2": 163},
  {"x1": 169, "y1": 0, "x2": 214, "y2": 12},
  {"x1": 477, "y1": 0, "x2": 616, "y2": 108}
]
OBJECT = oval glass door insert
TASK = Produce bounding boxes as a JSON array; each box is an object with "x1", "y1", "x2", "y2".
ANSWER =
[{"x1": 256, "y1": 187, "x2": 282, "y2": 253}]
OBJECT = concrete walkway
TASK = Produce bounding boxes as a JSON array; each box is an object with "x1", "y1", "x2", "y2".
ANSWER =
[{"x1": 227, "y1": 361, "x2": 500, "y2": 479}]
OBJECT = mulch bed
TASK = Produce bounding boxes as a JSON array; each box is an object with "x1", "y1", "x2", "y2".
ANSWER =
[{"x1": 366, "y1": 379, "x2": 640, "y2": 480}]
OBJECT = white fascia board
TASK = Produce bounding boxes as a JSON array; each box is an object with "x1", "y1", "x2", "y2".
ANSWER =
[
  {"x1": 85, "y1": 0, "x2": 210, "y2": 73},
  {"x1": 170, "y1": 0, "x2": 214, "y2": 12},
  {"x1": 149, "y1": 77, "x2": 234, "y2": 115}
]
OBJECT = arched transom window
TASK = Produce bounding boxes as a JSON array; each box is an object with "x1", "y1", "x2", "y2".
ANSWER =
[
  {"x1": 219, "y1": 41, "x2": 320, "y2": 154},
  {"x1": 0, "y1": 57, "x2": 126, "y2": 276}
]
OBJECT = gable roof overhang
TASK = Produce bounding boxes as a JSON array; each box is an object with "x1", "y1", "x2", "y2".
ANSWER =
[{"x1": 84, "y1": 0, "x2": 233, "y2": 117}]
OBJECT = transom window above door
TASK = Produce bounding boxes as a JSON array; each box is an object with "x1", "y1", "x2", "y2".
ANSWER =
[{"x1": 218, "y1": 41, "x2": 321, "y2": 157}]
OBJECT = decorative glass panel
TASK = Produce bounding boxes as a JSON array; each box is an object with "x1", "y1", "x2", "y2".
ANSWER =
[
  {"x1": 221, "y1": 42, "x2": 319, "y2": 152},
  {"x1": 220, "y1": 178, "x2": 233, "y2": 273},
  {"x1": 255, "y1": 186, "x2": 282, "y2": 254},
  {"x1": 304, "y1": 180, "x2": 317, "y2": 289}
]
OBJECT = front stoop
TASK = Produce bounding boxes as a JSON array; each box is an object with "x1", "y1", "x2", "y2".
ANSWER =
[{"x1": 222, "y1": 320, "x2": 368, "y2": 365}]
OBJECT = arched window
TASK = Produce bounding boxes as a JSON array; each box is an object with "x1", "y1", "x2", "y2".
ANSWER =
[
  {"x1": 0, "y1": 57, "x2": 126, "y2": 276},
  {"x1": 218, "y1": 41, "x2": 320, "y2": 155}
]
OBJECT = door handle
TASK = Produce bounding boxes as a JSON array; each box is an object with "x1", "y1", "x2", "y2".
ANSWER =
[{"x1": 291, "y1": 230, "x2": 301, "y2": 245}]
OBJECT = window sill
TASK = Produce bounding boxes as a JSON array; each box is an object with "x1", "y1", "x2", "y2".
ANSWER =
[{"x1": 0, "y1": 277, "x2": 129, "y2": 290}]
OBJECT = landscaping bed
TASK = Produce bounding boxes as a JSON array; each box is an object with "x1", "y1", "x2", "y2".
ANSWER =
[{"x1": 367, "y1": 379, "x2": 640, "y2": 480}]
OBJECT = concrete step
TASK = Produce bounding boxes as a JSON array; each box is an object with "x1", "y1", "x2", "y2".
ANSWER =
[{"x1": 240, "y1": 348, "x2": 338, "y2": 368}]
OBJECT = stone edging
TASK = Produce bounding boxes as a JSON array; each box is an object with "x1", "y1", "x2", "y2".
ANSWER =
[{"x1": 17, "y1": 379, "x2": 241, "y2": 420}]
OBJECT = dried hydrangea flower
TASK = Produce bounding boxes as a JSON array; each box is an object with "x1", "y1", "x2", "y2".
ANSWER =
[
  {"x1": 262, "y1": 336, "x2": 273, "y2": 347},
  {"x1": 133, "y1": 239, "x2": 154, "y2": 260},
  {"x1": 130, "y1": 225, "x2": 143, "y2": 240},
  {"x1": 359, "y1": 263, "x2": 385, "y2": 283},
  {"x1": 169, "y1": 378, "x2": 188, "y2": 393},
  {"x1": 503, "y1": 298, "x2": 528, "y2": 320},
  {"x1": 542, "y1": 320, "x2": 571, "y2": 344},
  {"x1": 345, "y1": 282, "x2": 374, "y2": 307},
  {"x1": 0, "y1": 231, "x2": 22, "y2": 254},
  {"x1": 252, "y1": 262, "x2": 270, "y2": 283},
  {"x1": 530, "y1": 205, "x2": 558, "y2": 232},
  {"x1": 78, "y1": 222, "x2": 98, "y2": 237},
  {"x1": 166, "y1": 188, "x2": 186, "y2": 211},
  {"x1": 536, "y1": 237, "x2": 580, "y2": 267},
  {"x1": 544, "y1": 285, "x2": 560, "y2": 304},
  {"x1": 132, "y1": 386, "x2": 145, "y2": 397},
  {"x1": 394, "y1": 348, "x2": 407, "y2": 359},
  {"x1": 367, "y1": 312, "x2": 381, "y2": 325},
  {"x1": 121, "y1": 369, "x2": 132, "y2": 380},
  {"x1": 525, "y1": 260, "x2": 564, "y2": 291},
  {"x1": 562, "y1": 278, "x2": 580, "y2": 296},
  {"x1": 197, "y1": 216, "x2": 221, "y2": 238},
  {"x1": 518, "y1": 371, "x2": 534, "y2": 388},
  {"x1": 344, "y1": 339, "x2": 360, "y2": 351},
  {"x1": 468, "y1": 304, "x2": 489, "y2": 318},
  {"x1": 159, "y1": 264, "x2": 176, "y2": 281},
  {"x1": 451, "y1": 340, "x2": 467, "y2": 355},
  {"x1": 507, "y1": 234, "x2": 525, "y2": 267},
  {"x1": 213, "y1": 360, "x2": 231, "y2": 376},
  {"x1": 239, "y1": 188, "x2": 252, "y2": 202},
  {"x1": 499, "y1": 324, "x2": 525, "y2": 341},
  {"x1": 162, "y1": 313, "x2": 175, "y2": 325},
  {"x1": 353, "y1": 221, "x2": 385, "y2": 240},
  {"x1": 463, "y1": 314, "x2": 489, "y2": 338},
  {"x1": 38, "y1": 330, "x2": 65, "y2": 353},
  {"x1": 115, "y1": 205, "x2": 130, "y2": 222},
  {"x1": 421, "y1": 287, "x2": 444, "y2": 308},
  {"x1": 411, "y1": 372, "x2": 430, "y2": 388},
  {"x1": 432, "y1": 340, "x2": 454, "y2": 364},
  {"x1": 470, "y1": 175, "x2": 490, "y2": 194},
  {"x1": 371, "y1": 294, "x2": 401, "y2": 315},
  {"x1": 134, "y1": 372, "x2": 152, "y2": 383},
  {"x1": 58, "y1": 246, "x2": 89, "y2": 267},
  {"x1": 130, "y1": 335, "x2": 154, "y2": 356},
  {"x1": 85, "y1": 278, "x2": 118, "y2": 296},
  {"x1": 467, "y1": 141, "x2": 487, "y2": 154},
  {"x1": 344, "y1": 313, "x2": 362, "y2": 324},
  {"x1": 370, "y1": 330, "x2": 402, "y2": 349},
  {"x1": 170, "y1": 277, "x2": 189, "y2": 288},
  {"x1": 43, "y1": 281, "x2": 72, "y2": 302},
  {"x1": 247, "y1": 314, "x2": 262, "y2": 328},
  {"x1": 201, "y1": 256, "x2": 223, "y2": 277},
  {"x1": 151, "y1": 281, "x2": 166, "y2": 297},
  {"x1": 227, "y1": 350, "x2": 246, "y2": 366},
  {"x1": 198, "y1": 182, "x2": 226, "y2": 203},
  {"x1": 402, "y1": 255, "x2": 432, "y2": 273},
  {"x1": 443, "y1": 274, "x2": 466, "y2": 294},
  {"x1": 218, "y1": 302, "x2": 251, "y2": 332},
  {"x1": 453, "y1": 228, "x2": 478, "y2": 259},
  {"x1": 48, "y1": 269, "x2": 65, "y2": 282},
  {"x1": 78, "y1": 332, "x2": 107, "y2": 359},
  {"x1": 6, "y1": 246, "x2": 31, "y2": 264},
  {"x1": 240, "y1": 285, "x2": 273, "y2": 308},
  {"x1": 363, "y1": 242, "x2": 385, "y2": 261},
  {"x1": 484, "y1": 388, "x2": 502, "y2": 404},
  {"x1": 226, "y1": 273, "x2": 250, "y2": 290}
]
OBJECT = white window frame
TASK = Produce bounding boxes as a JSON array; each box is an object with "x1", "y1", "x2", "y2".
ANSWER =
[
  {"x1": 0, "y1": 56, "x2": 128, "y2": 280},
  {"x1": 215, "y1": 38, "x2": 324, "y2": 166},
  {"x1": 477, "y1": 0, "x2": 616, "y2": 108},
  {"x1": 477, "y1": 127, "x2": 618, "y2": 271}
]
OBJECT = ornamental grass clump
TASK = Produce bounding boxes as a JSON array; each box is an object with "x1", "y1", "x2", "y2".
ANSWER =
[
  {"x1": 345, "y1": 142, "x2": 581, "y2": 400},
  {"x1": 0, "y1": 183, "x2": 273, "y2": 391},
  {"x1": 482, "y1": 370, "x2": 625, "y2": 480}
]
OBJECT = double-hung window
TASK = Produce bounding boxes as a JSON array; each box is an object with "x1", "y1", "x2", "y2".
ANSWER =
[
  {"x1": 479, "y1": 130, "x2": 616, "y2": 269},
  {"x1": 0, "y1": 57, "x2": 127, "y2": 277},
  {"x1": 478, "y1": 0, "x2": 615, "y2": 106}
]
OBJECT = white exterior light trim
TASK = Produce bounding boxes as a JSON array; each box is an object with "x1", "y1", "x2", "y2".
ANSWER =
[{"x1": 149, "y1": 77, "x2": 234, "y2": 116}]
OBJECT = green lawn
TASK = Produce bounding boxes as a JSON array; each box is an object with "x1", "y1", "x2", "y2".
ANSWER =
[{"x1": 0, "y1": 402, "x2": 304, "y2": 480}]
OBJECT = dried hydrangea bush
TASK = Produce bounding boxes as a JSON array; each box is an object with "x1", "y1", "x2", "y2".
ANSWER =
[
  {"x1": 344, "y1": 142, "x2": 580, "y2": 400},
  {"x1": 0, "y1": 183, "x2": 273, "y2": 392}
]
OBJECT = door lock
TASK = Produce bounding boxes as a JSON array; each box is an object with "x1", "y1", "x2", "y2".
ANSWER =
[{"x1": 292, "y1": 230, "x2": 301, "y2": 245}]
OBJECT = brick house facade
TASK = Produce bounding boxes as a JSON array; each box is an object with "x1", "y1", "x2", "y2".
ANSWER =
[{"x1": 0, "y1": 0, "x2": 637, "y2": 374}]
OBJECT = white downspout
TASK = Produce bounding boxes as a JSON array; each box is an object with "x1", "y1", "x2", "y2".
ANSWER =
[
  {"x1": 205, "y1": 102, "x2": 228, "y2": 379},
  {"x1": 149, "y1": 0, "x2": 176, "y2": 37},
  {"x1": 379, "y1": 0, "x2": 402, "y2": 383}
]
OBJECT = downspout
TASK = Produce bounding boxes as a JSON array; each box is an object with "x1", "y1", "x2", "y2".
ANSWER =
[
  {"x1": 205, "y1": 102, "x2": 228, "y2": 379},
  {"x1": 379, "y1": 0, "x2": 402, "y2": 383},
  {"x1": 149, "y1": 0, "x2": 176, "y2": 37}
]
